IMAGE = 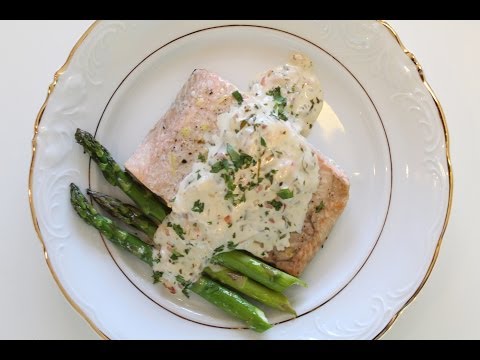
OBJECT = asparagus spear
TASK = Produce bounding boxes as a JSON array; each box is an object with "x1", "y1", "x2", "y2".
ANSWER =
[
  {"x1": 87, "y1": 189, "x2": 157, "y2": 240},
  {"x1": 89, "y1": 190, "x2": 297, "y2": 314},
  {"x1": 74, "y1": 129, "x2": 169, "y2": 224},
  {"x1": 189, "y1": 276, "x2": 271, "y2": 332},
  {"x1": 70, "y1": 183, "x2": 271, "y2": 332},
  {"x1": 203, "y1": 266, "x2": 296, "y2": 315},
  {"x1": 71, "y1": 184, "x2": 154, "y2": 265},
  {"x1": 212, "y1": 251, "x2": 307, "y2": 293}
]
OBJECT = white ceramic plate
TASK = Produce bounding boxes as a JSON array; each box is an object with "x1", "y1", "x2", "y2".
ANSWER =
[{"x1": 29, "y1": 20, "x2": 452, "y2": 339}]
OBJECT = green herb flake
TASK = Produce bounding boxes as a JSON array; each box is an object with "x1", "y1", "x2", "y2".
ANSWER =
[
  {"x1": 171, "y1": 223, "x2": 186, "y2": 240},
  {"x1": 152, "y1": 271, "x2": 163, "y2": 284},
  {"x1": 227, "y1": 241, "x2": 238, "y2": 250},
  {"x1": 226, "y1": 143, "x2": 256, "y2": 170},
  {"x1": 182, "y1": 286, "x2": 191, "y2": 298},
  {"x1": 198, "y1": 152, "x2": 207, "y2": 163},
  {"x1": 175, "y1": 275, "x2": 192, "y2": 297},
  {"x1": 267, "y1": 86, "x2": 284, "y2": 104},
  {"x1": 277, "y1": 188, "x2": 294, "y2": 199},
  {"x1": 175, "y1": 274, "x2": 187, "y2": 286},
  {"x1": 170, "y1": 249, "x2": 184, "y2": 261},
  {"x1": 214, "y1": 245, "x2": 225, "y2": 254},
  {"x1": 232, "y1": 90, "x2": 243, "y2": 105},
  {"x1": 222, "y1": 174, "x2": 236, "y2": 192},
  {"x1": 260, "y1": 137, "x2": 267, "y2": 147},
  {"x1": 315, "y1": 201, "x2": 325, "y2": 213},
  {"x1": 267, "y1": 86, "x2": 288, "y2": 121},
  {"x1": 192, "y1": 199, "x2": 205, "y2": 213},
  {"x1": 265, "y1": 169, "x2": 277, "y2": 184},
  {"x1": 211, "y1": 159, "x2": 230, "y2": 173},
  {"x1": 247, "y1": 181, "x2": 258, "y2": 190},
  {"x1": 267, "y1": 199, "x2": 283, "y2": 211}
]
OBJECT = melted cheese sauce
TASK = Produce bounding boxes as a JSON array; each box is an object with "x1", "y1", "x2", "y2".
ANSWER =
[{"x1": 152, "y1": 54, "x2": 323, "y2": 292}]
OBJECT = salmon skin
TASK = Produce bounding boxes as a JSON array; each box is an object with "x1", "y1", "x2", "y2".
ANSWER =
[{"x1": 126, "y1": 69, "x2": 349, "y2": 276}]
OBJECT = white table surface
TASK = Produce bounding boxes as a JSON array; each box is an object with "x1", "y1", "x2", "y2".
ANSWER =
[{"x1": 0, "y1": 20, "x2": 477, "y2": 340}]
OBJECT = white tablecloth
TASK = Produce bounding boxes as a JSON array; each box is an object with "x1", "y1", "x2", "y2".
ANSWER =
[{"x1": 0, "y1": 20, "x2": 477, "y2": 339}]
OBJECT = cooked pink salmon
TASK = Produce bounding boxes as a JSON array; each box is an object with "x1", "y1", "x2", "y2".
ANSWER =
[
  {"x1": 126, "y1": 69, "x2": 238, "y2": 206},
  {"x1": 126, "y1": 69, "x2": 349, "y2": 276}
]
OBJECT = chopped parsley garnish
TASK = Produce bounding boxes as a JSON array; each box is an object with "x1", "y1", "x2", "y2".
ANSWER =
[
  {"x1": 232, "y1": 90, "x2": 243, "y2": 105},
  {"x1": 152, "y1": 271, "x2": 163, "y2": 284},
  {"x1": 168, "y1": 222, "x2": 186, "y2": 240},
  {"x1": 315, "y1": 201, "x2": 325, "y2": 213},
  {"x1": 277, "y1": 188, "x2": 294, "y2": 199},
  {"x1": 197, "y1": 152, "x2": 207, "y2": 163},
  {"x1": 238, "y1": 193, "x2": 246, "y2": 204},
  {"x1": 227, "y1": 241, "x2": 238, "y2": 250},
  {"x1": 247, "y1": 181, "x2": 258, "y2": 190},
  {"x1": 221, "y1": 173, "x2": 236, "y2": 191},
  {"x1": 267, "y1": 199, "x2": 283, "y2": 211},
  {"x1": 210, "y1": 144, "x2": 258, "y2": 206},
  {"x1": 175, "y1": 275, "x2": 192, "y2": 297},
  {"x1": 226, "y1": 144, "x2": 241, "y2": 168},
  {"x1": 226, "y1": 144, "x2": 256, "y2": 170},
  {"x1": 213, "y1": 245, "x2": 225, "y2": 254},
  {"x1": 265, "y1": 169, "x2": 277, "y2": 184},
  {"x1": 211, "y1": 159, "x2": 230, "y2": 173},
  {"x1": 175, "y1": 274, "x2": 187, "y2": 286},
  {"x1": 170, "y1": 249, "x2": 184, "y2": 261},
  {"x1": 267, "y1": 87, "x2": 288, "y2": 121},
  {"x1": 260, "y1": 137, "x2": 267, "y2": 147},
  {"x1": 192, "y1": 199, "x2": 205, "y2": 213}
]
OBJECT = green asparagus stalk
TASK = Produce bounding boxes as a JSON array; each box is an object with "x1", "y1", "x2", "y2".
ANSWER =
[
  {"x1": 203, "y1": 265, "x2": 296, "y2": 315},
  {"x1": 212, "y1": 251, "x2": 307, "y2": 293},
  {"x1": 189, "y1": 276, "x2": 271, "y2": 332},
  {"x1": 70, "y1": 183, "x2": 271, "y2": 332},
  {"x1": 87, "y1": 189, "x2": 158, "y2": 240},
  {"x1": 71, "y1": 184, "x2": 153, "y2": 265},
  {"x1": 89, "y1": 190, "x2": 297, "y2": 315},
  {"x1": 74, "y1": 129, "x2": 169, "y2": 224}
]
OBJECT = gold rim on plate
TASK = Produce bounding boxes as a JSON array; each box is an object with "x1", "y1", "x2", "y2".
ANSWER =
[{"x1": 28, "y1": 20, "x2": 453, "y2": 340}]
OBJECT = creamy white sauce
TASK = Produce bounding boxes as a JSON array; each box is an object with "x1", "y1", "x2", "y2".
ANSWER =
[{"x1": 152, "y1": 54, "x2": 323, "y2": 293}]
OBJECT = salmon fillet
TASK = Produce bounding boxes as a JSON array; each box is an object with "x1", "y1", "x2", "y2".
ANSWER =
[
  {"x1": 125, "y1": 69, "x2": 349, "y2": 276},
  {"x1": 125, "y1": 69, "x2": 238, "y2": 206},
  {"x1": 264, "y1": 152, "x2": 349, "y2": 275}
]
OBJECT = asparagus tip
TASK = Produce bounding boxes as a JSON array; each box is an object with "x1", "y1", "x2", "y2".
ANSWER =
[
  {"x1": 282, "y1": 304, "x2": 297, "y2": 316},
  {"x1": 296, "y1": 278, "x2": 308, "y2": 288}
]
